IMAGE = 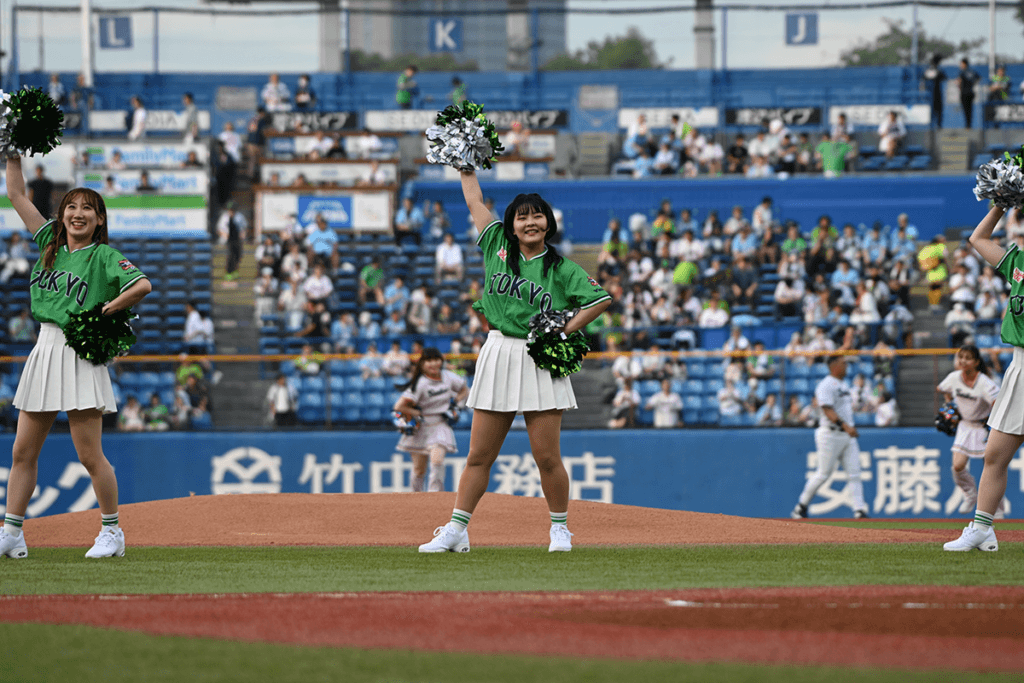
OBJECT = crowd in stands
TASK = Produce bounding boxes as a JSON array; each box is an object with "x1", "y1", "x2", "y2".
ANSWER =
[{"x1": 615, "y1": 111, "x2": 931, "y2": 178}]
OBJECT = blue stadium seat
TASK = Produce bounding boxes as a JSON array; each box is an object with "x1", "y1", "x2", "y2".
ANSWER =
[
  {"x1": 343, "y1": 391, "x2": 364, "y2": 408},
  {"x1": 360, "y1": 406, "x2": 385, "y2": 422},
  {"x1": 860, "y1": 155, "x2": 886, "y2": 171},
  {"x1": 882, "y1": 155, "x2": 909, "y2": 171},
  {"x1": 687, "y1": 362, "x2": 707, "y2": 379},
  {"x1": 720, "y1": 414, "x2": 744, "y2": 427},
  {"x1": 344, "y1": 376, "x2": 365, "y2": 391},
  {"x1": 785, "y1": 378, "x2": 811, "y2": 394},
  {"x1": 191, "y1": 412, "x2": 214, "y2": 430},
  {"x1": 639, "y1": 379, "x2": 660, "y2": 395},
  {"x1": 365, "y1": 376, "x2": 387, "y2": 391},
  {"x1": 683, "y1": 379, "x2": 704, "y2": 395},
  {"x1": 683, "y1": 410, "x2": 700, "y2": 425},
  {"x1": 705, "y1": 379, "x2": 724, "y2": 395},
  {"x1": 787, "y1": 363, "x2": 811, "y2": 378},
  {"x1": 328, "y1": 375, "x2": 345, "y2": 392},
  {"x1": 365, "y1": 392, "x2": 387, "y2": 407},
  {"x1": 700, "y1": 409, "x2": 720, "y2": 425},
  {"x1": 907, "y1": 155, "x2": 932, "y2": 170},
  {"x1": 683, "y1": 394, "x2": 703, "y2": 410},
  {"x1": 301, "y1": 376, "x2": 325, "y2": 393}
]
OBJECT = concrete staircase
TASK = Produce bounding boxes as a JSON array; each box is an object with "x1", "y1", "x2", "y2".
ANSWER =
[
  {"x1": 563, "y1": 364, "x2": 616, "y2": 429},
  {"x1": 896, "y1": 289, "x2": 953, "y2": 427},
  {"x1": 209, "y1": 243, "x2": 270, "y2": 429},
  {"x1": 936, "y1": 128, "x2": 982, "y2": 173}
]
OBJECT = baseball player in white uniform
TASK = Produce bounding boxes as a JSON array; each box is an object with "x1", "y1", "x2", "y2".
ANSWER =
[
  {"x1": 937, "y1": 344, "x2": 1004, "y2": 515},
  {"x1": 791, "y1": 355, "x2": 869, "y2": 519}
]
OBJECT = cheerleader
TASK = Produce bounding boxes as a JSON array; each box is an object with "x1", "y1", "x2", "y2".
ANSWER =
[
  {"x1": 937, "y1": 344, "x2": 1004, "y2": 516},
  {"x1": 393, "y1": 348, "x2": 468, "y2": 493},
  {"x1": 418, "y1": 170, "x2": 612, "y2": 553},
  {"x1": 0, "y1": 155, "x2": 151, "y2": 560}
]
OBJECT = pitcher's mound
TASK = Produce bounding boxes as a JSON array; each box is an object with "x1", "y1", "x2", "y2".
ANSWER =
[{"x1": 24, "y1": 493, "x2": 929, "y2": 547}]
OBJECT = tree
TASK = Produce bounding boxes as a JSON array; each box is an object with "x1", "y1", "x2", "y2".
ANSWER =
[
  {"x1": 838, "y1": 18, "x2": 984, "y2": 67},
  {"x1": 542, "y1": 26, "x2": 666, "y2": 71},
  {"x1": 348, "y1": 50, "x2": 477, "y2": 72}
]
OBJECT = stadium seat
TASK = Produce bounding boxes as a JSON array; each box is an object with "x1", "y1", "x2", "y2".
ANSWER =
[
  {"x1": 882, "y1": 155, "x2": 909, "y2": 171},
  {"x1": 683, "y1": 394, "x2": 703, "y2": 410},
  {"x1": 705, "y1": 379, "x2": 724, "y2": 395},
  {"x1": 683, "y1": 379, "x2": 704, "y2": 395}
]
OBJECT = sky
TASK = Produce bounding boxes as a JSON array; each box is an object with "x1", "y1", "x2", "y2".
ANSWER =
[{"x1": 4, "y1": 0, "x2": 1024, "y2": 74}]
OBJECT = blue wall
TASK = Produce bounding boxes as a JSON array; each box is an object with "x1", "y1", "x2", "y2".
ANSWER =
[
  {"x1": 4, "y1": 428, "x2": 1021, "y2": 520},
  {"x1": 408, "y1": 175, "x2": 981, "y2": 243}
]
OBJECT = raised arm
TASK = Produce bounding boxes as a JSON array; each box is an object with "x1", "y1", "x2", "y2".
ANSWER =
[
  {"x1": 461, "y1": 170, "x2": 495, "y2": 232},
  {"x1": 968, "y1": 205, "x2": 1007, "y2": 268},
  {"x1": 6, "y1": 156, "x2": 47, "y2": 235}
]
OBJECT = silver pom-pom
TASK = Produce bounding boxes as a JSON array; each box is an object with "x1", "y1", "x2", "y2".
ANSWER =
[
  {"x1": 527, "y1": 308, "x2": 579, "y2": 341},
  {"x1": 426, "y1": 118, "x2": 497, "y2": 172},
  {"x1": 974, "y1": 157, "x2": 1024, "y2": 209},
  {"x1": 0, "y1": 91, "x2": 15, "y2": 159}
]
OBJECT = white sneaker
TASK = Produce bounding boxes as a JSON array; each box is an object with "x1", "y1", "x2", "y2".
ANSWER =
[
  {"x1": 418, "y1": 523, "x2": 469, "y2": 553},
  {"x1": 0, "y1": 529, "x2": 27, "y2": 559},
  {"x1": 549, "y1": 524, "x2": 573, "y2": 552},
  {"x1": 943, "y1": 523, "x2": 998, "y2": 552},
  {"x1": 85, "y1": 527, "x2": 126, "y2": 558}
]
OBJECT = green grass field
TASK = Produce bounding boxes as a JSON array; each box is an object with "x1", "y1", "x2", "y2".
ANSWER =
[{"x1": 2, "y1": 521, "x2": 1021, "y2": 682}]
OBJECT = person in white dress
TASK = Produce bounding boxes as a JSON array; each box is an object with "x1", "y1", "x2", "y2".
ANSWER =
[
  {"x1": 393, "y1": 348, "x2": 469, "y2": 493},
  {"x1": 937, "y1": 345, "x2": 1004, "y2": 516},
  {"x1": 645, "y1": 378, "x2": 683, "y2": 428}
]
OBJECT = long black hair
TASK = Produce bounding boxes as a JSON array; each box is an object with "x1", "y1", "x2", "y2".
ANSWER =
[
  {"x1": 502, "y1": 193, "x2": 563, "y2": 277},
  {"x1": 959, "y1": 344, "x2": 989, "y2": 377},
  {"x1": 398, "y1": 347, "x2": 444, "y2": 393}
]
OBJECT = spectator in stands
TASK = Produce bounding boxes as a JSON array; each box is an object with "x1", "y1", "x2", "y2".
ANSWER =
[
  {"x1": 253, "y1": 272, "x2": 279, "y2": 327},
  {"x1": 395, "y1": 65, "x2": 419, "y2": 109},
  {"x1": 302, "y1": 263, "x2": 333, "y2": 306},
  {"x1": 118, "y1": 395, "x2": 145, "y2": 432},
  {"x1": 877, "y1": 110, "x2": 906, "y2": 159},
  {"x1": 957, "y1": 58, "x2": 980, "y2": 128},
  {"x1": 27, "y1": 165, "x2": 54, "y2": 218},
  {"x1": 261, "y1": 73, "x2": 292, "y2": 112},
  {"x1": 945, "y1": 302, "x2": 976, "y2": 347},
  {"x1": 434, "y1": 232, "x2": 464, "y2": 284},
  {"x1": 7, "y1": 308, "x2": 36, "y2": 343},
  {"x1": 181, "y1": 92, "x2": 200, "y2": 144},
  {"x1": 295, "y1": 301, "x2": 332, "y2": 348},
  {"x1": 100, "y1": 175, "x2": 119, "y2": 197},
  {"x1": 255, "y1": 235, "x2": 281, "y2": 279},
  {"x1": 47, "y1": 73, "x2": 67, "y2": 110},
  {"x1": 725, "y1": 134, "x2": 749, "y2": 174},
  {"x1": 632, "y1": 147, "x2": 655, "y2": 178},
  {"x1": 670, "y1": 228, "x2": 703, "y2": 265},
  {"x1": 380, "y1": 340, "x2": 411, "y2": 379},
  {"x1": 783, "y1": 394, "x2": 805, "y2": 426},
  {"x1": 136, "y1": 170, "x2": 157, "y2": 193},
  {"x1": 796, "y1": 132, "x2": 816, "y2": 173},
  {"x1": 307, "y1": 130, "x2": 337, "y2": 160},
  {"x1": 949, "y1": 262, "x2": 977, "y2": 310},
  {"x1": 814, "y1": 131, "x2": 853, "y2": 178},
  {"x1": 358, "y1": 257, "x2": 385, "y2": 306},
  {"x1": 652, "y1": 140, "x2": 680, "y2": 175},
  {"x1": 183, "y1": 301, "x2": 213, "y2": 355},
  {"x1": 918, "y1": 235, "x2": 949, "y2": 314},
  {"x1": 728, "y1": 255, "x2": 759, "y2": 306},
  {"x1": 746, "y1": 129, "x2": 775, "y2": 168},
  {"x1": 213, "y1": 141, "x2": 237, "y2": 210},
  {"x1": 180, "y1": 151, "x2": 203, "y2": 169},
  {"x1": 755, "y1": 393, "x2": 783, "y2": 426},
  {"x1": 758, "y1": 221, "x2": 783, "y2": 266},
  {"x1": 504, "y1": 121, "x2": 531, "y2": 157},
  {"x1": 645, "y1": 378, "x2": 683, "y2": 428},
  {"x1": 806, "y1": 325, "x2": 836, "y2": 360},
  {"x1": 780, "y1": 222, "x2": 807, "y2": 258},
  {"x1": 169, "y1": 394, "x2": 191, "y2": 430},
  {"x1": 407, "y1": 286, "x2": 435, "y2": 334},
  {"x1": 293, "y1": 343, "x2": 323, "y2": 376},
  {"x1": 922, "y1": 54, "x2": 947, "y2": 128},
  {"x1": 774, "y1": 273, "x2": 806, "y2": 319},
  {"x1": 218, "y1": 121, "x2": 243, "y2": 164},
  {"x1": 330, "y1": 312, "x2": 356, "y2": 354},
  {"x1": 698, "y1": 290, "x2": 730, "y2": 328},
  {"x1": 244, "y1": 108, "x2": 271, "y2": 179},
  {"x1": 836, "y1": 223, "x2": 861, "y2": 264},
  {"x1": 608, "y1": 377, "x2": 640, "y2": 429},
  {"x1": 977, "y1": 264, "x2": 1004, "y2": 297},
  {"x1": 883, "y1": 299, "x2": 914, "y2": 346},
  {"x1": 394, "y1": 196, "x2": 425, "y2": 246},
  {"x1": 294, "y1": 74, "x2": 317, "y2": 111},
  {"x1": 722, "y1": 324, "x2": 751, "y2": 357},
  {"x1": 988, "y1": 64, "x2": 1011, "y2": 103},
  {"x1": 143, "y1": 393, "x2": 170, "y2": 432},
  {"x1": 306, "y1": 215, "x2": 338, "y2": 267},
  {"x1": 382, "y1": 309, "x2": 408, "y2": 336},
  {"x1": 359, "y1": 341, "x2": 384, "y2": 379},
  {"x1": 831, "y1": 112, "x2": 855, "y2": 140},
  {"x1": 436, "y1": 302, "x2": 461, "y2": 335},
  {"x1": 265, "y1": 373, "x2": 298, "y2": 427},
  {"x1": 425, "y1": 200, "x2": 451, "y2": 241},
  {"x1": 875, "y1": 391, "x2": 899, "y2": 426},
  {"x1": 849, "y1": 281, "x2": 881, "y2": 325},
  {"x1": 69, "y1": 73, "x2": 94, "y2": 126},
  {"x1": 717, "y1": 378, "x2": 744, "y2": 418},
  {"x1": 775, "y1": 135, "x2": 798, "y2": 175},
  {"x1": 356, "y1": 160, "x2": 388, "y2": 187},
  {"x1": 127, "y1": 96, "x2": 147, "y2": 140},
  {"x1": 723, "y1": 204, "x2": 749, "y2": 237},
  {"x1": 750, "y1": 197, "x2": 773, "y2": 235},
  {"x1": 621, "y1": 113, "x2": 651, "y2": 160},
  {"x1": 107, "y1": 149, "x2": 126, "y2": 170},
  {"x1": 730, "y1": 222, "x2": 759, "y2": 262},
  {"x1": 278, "y1": 279, "x2": 307, "y2": 332},
  {"x1": 216, "y1": 202, "x2": 246, "y2": 280},
  {"x1": 779, "y1": 250, "x2": 807, "y2": 281},
  {"x1": 383, "y1": 276, "x2": 410, "y2": 318}
]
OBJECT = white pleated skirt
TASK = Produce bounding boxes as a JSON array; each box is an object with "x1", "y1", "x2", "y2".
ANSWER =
[
  {"x1": 13, "y1": 323, "x2": 118, "y2": 414},
  {"x1": 467, "y1": 330, "x2": 577, "y2": 413},
  {"x1": 396, "y1": 417, "x2": 458, "y2": 454},
  {"x1": 988, "y1": 346, "x2": 1024, "y2": 435},
  {"x1": 952, "y1": 422, "x2": 989, "y2": 459}
]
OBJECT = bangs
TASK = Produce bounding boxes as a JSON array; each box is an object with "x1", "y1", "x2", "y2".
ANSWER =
[{"x1": 513, "y1": 200, "x2": 546, "y2": 217}]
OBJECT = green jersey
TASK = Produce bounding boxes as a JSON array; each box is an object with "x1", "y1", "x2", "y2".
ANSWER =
[
  {"x1": 29, "y1": 220, "x2": 148, "y2": 330},
  {"x1": 996, "y1": 244, "x2": 1024, "y2": 347},
  {"x1": 476, "y1": 220, "x2": 611, "y2": 338}
]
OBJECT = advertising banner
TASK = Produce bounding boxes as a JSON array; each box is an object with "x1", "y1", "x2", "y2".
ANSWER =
[
  {"x1": 259, "y1": 190, "x2": 391, "y2": 232},
  {"x1": 366, "y1": 109, "x2": 568, "y2": 132},
  {"x1": 259, "y1": 162, "x2": 397, "y2": 186},
  {"x1": 725, "y1": 106, "x2": 823, "y2": 127},
  {"x1": 618, "y1": 107, "x2": 720, "y2": 129},
  {"x1": 828, "y1": 104, "x2": 931, "y2": 127},
  {"x1": 88, "y1": 109, "x2": 212, "y2": 134},
  {"x1": 75, "y1": 143, "x2": 209, "y2": 168},
  {"x1": 3, "y1": 428, "x2": 1020, "y2": 519},
  {"x1": 77, "y1": 170, "x2": 209, "y2": 195}
]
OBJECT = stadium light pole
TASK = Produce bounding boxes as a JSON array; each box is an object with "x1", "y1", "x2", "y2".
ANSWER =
[
  {"x1": 989, "y1": 0, "x2": 996, "y2": 73},
  {"x1": 81, "y1": 0, "x2": 92, "y2": 87}
]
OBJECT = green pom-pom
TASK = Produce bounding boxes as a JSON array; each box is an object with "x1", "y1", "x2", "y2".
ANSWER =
[
  {"x1": 63, "y1": 304, "x2": 137, "y2": 365},
  {"x1": 527, "y1": 332, "x2": 590, "y2": 379},
  {"x1": 5, "y1": 87, "x2": 64, "y2": 156}
]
